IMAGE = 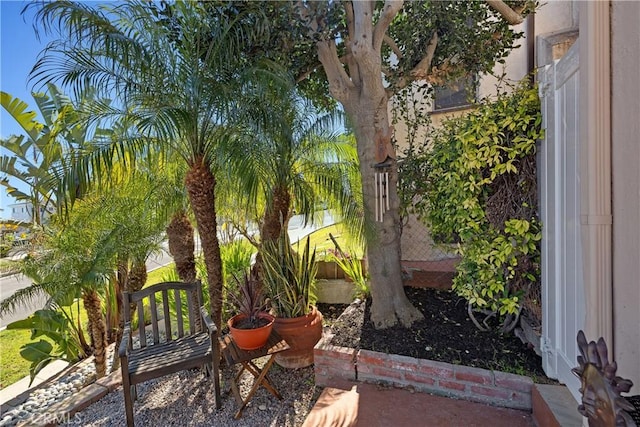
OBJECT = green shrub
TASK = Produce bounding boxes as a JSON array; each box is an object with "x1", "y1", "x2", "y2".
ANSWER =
[{"x1": 402, "y1": 83, "x2": 543, "y2": 331}]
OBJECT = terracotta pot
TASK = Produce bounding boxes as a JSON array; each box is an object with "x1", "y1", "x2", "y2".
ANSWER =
[
  {"x1": 228, "y1": 312, "x2": 275, "y2": 350},
  {"x1": 273, "y1": 307, "x2": 323, "y2": 368}
]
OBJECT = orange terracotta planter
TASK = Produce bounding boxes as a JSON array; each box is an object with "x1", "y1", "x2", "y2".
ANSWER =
[
  {"x1": 273, "y1": 307, "x2": 323, "y2": 368},
  {"x1": 228, "y1": 312, "x2": 275, "y2": 350}
]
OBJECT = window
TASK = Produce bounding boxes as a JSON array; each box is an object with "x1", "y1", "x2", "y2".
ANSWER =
[{"x1": 433, "y1": 75, "x2": 476, "y2": 111}]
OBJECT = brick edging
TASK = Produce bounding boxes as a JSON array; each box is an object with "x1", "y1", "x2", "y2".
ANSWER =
[{"x1": 314, "y1": 335, "x2": 533, "y2": 411}]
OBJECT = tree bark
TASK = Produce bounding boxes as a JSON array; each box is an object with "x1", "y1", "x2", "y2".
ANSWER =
[
  {"x1": 185, "y1": 158, "x2": 223, "y2": 329},
  {"x1": 347, "y1": 98, "x2": 424, "y2": 328},
  {"x1": 83, "y1": 288, "x2": 107, "y2": 378},
  {"x1": 314, "y1": 0, "x2": 423, "y2": 328},
  {"x1": 260, "y1": 186, "x2": 291, "y2": 243},
  {"x1": 166, "y1": 210, "x2": 196, "y2": 283}
]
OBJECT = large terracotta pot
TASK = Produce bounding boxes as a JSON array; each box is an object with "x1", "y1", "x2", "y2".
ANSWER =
[
  {"x1": 273, "y1": 307, "x2": 323, "y2": 368},
  {"x1": 228, "y1": 312, "x2": 275, "y2": 351}
]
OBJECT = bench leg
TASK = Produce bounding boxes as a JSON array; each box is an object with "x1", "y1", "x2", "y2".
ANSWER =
[{"x1": 122, "y1": 381, "x2": 135, "y2": 427}]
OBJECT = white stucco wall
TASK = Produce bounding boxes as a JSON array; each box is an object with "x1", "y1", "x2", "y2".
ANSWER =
[
  {"x1": 479, "y1": 0, "x2": 577, "y2": 97},
  {"x1": 611, "y1": 0, "x2": 640, "y2": 392}
]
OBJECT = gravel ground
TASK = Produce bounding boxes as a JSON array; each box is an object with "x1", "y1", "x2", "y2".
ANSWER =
[{"x1": 62, "y1": 358, "x2": 321, "y2": 427}]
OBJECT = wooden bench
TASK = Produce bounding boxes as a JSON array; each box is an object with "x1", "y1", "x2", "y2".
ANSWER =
[{"x1": 119, "y1": 281, "x2": 221, "y2": 427}]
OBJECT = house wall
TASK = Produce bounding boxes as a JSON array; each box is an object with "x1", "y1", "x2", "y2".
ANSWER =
[
  {"x1": 479, "y1": 0, "x2": 577, "y2": 96},
  {"x1": 611, "y1": 0, "x2": 640, "y2": 390},
  {"x1": 7, "y1": 203, "x2": 33, "y2": 223}
]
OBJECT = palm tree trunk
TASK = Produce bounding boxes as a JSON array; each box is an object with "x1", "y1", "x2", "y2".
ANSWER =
[
  {"x1": 166, "y1": 210, "x2": 196, "y2": 282},
  {"x1": 83, "y1": 289, "x2": 108, "y2": 378},
  {"x1": 127, "y1": 260, "x2": 147, "y2": 294},
  {"x1": 185, "y1": 158, "x2": 223, "y2": 329},
  {"x1": 260, "y1": 186, "x2": 291, "y2": 243},
  {"x1": 253, "y1": 187, "x2": 292, "y2": 286}
]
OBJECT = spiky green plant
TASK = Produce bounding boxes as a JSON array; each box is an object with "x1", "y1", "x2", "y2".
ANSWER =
[{"x1": 261, "y1": 233, "x2": 317, "y2": 318}]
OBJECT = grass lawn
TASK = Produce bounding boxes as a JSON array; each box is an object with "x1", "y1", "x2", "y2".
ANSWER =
[
  {"x1": 302, "y1": 223, "x2": 364, "y2": 259},
  {"x1": 0, "y1": 258, "x2": 19, "y2": 275},
  {"x1": 0, "y1": 328, "x2": 53, "y2": 389}
]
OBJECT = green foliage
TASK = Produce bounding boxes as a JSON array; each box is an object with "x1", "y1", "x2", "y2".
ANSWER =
[
  {"x1": 7, "y1": 309, "x2": 84, "y2": 385},
  {"x1": 226, "y1": 269, "x2": 267, "y2": 328},
  {"x1": 405, "y1": 83, "x2": 543, "y2": 321},
  {"x1": 262, "y1": 234, "x2": 318, "y2": 318},
  {"x1": 325, "y1": 233, "x2": 369, "y2": 299},
  {"x1": 220, "y1": 239, "x2": 254, "y2": 284}
]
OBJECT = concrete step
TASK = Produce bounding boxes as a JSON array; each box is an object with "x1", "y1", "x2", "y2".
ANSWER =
[{"x1": 532, "y1": 384, "x2": 583, "y2": 427}]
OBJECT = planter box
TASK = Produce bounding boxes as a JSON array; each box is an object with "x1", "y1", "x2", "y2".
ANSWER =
[
  {"x1": 316, "y1": 260, "x2": 367, "y2": 281},
  {"x1": 316, "y1": 279, "x2": 356, "y2": 304},
  {"x1": 314, "y1": 335, "x2": 534, "y2": 411},
  {"x1": 317, "y1": 261, "x2": 347, "y2": 280}
]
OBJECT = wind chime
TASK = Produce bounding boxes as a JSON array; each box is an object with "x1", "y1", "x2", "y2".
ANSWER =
[
  {"x1": 373, "y1": 127, "x2": 395, "y2": 222},
  {"x1": 374, "y1": 165, "x2": 390, "y2": 222}
]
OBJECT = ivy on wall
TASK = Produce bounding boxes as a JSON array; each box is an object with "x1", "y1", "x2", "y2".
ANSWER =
[{"x1": 401, "y1": 82, "x2": 543, "y2": 332}]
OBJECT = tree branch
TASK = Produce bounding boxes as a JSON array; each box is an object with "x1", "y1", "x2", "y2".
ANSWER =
[
  {"x1": 344, "y1": 2, "x2": 361, "y2": 88},
  {"x1": 373, "y1": 0, "x2": 404, "y2": 52},
  {"x1": 486, "y1": 0, "x2": 524, "y2": 25},
  {"x1": 383, "y1": 35, "x2": 403, "y2": 60},
  {"x1": 316, "y1": 40, "x2": 355, "y2": 104},
  {"x1": 389, "y1": 31, "x2": 438, "y2": 94}
]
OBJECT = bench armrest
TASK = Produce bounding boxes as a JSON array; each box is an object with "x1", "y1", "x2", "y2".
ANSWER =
[
  {"x1": 119, "y1": 322, "x2": 132, "y2": 358},
  {"x1": 200, "y1": 306, "x2": 218, "y2": 337}
]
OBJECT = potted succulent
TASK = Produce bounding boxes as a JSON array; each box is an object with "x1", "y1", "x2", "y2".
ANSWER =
[
  {"x1": 227, "y1": 269, "x2": 275, "y2": 350},
  {"x1": 261, "y1": 233, "x2": 323, "y2": 368}
]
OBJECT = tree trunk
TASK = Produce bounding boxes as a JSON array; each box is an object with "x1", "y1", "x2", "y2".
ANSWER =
[
  {"x1": 345, "y1": 96, "x2": 424, "y2": 329},
  {"x1": 313, "y1": 3, "x2": 423, "y2": 329},
  {"x1": 128, "y1": 260, "x2": 147, "y2": 294},
  {"x1": 261, "y1": 186, "x2": 291, "y2": 243},
  {"x1": 83, "y1": 288, "x2": 107, "y2": 378},
  {"x1": 185, "y1": 158, "x2": 223, "y2": 329},
  {"x1": 166, "y1": 210, "x2": 196, "y2": 282}
]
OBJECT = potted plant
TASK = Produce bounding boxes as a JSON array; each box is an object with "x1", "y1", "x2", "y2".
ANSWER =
[
  {"x1": 261, "y1": 233, "x2": 323, "y2": 368},
  {"x1": 227, "y1": 269, "x2": 275, "y2": 350}
]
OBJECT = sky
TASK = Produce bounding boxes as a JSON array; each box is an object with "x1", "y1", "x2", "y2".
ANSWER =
[{"x1": 0, "y1": 0, "x2": 55, "y2": 218}]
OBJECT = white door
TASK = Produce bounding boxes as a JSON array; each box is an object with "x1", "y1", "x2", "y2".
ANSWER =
[{"x1": 538, "y1": 40, "x2": 585, "y2": 401}]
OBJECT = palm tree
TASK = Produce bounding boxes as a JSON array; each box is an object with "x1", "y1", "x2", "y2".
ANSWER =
[
  {"x1": 1, "y1": 176, "x2": 167, "y2": 377},
  {"x1": 31, "y1": 1, "x2": 277, "y2": 327},
  {"x1": 221, "y1": 89, "x2": 362, "y2": 249}
]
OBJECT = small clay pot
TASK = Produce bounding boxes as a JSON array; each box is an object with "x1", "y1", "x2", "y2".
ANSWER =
[{"x1": 228, "y1": 312, "x2": 275, "y2": 350}]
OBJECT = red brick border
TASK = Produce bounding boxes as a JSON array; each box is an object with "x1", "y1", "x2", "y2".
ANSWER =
[{"x1": 314, "y1": 337, "x2": 533, "y2": 411}]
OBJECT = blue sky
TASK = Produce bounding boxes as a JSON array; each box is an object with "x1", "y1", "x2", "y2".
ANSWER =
[{"x1": 0, "y1": 0, "x2": 54, "y2": 218}]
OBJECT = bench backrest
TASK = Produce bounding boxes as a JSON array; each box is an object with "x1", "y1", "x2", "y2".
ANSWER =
[{"x1": 123, "y1": 281, "x2": 204, "y2": 349}]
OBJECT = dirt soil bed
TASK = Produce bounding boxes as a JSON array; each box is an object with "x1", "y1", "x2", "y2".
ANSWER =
[{"x1": 319, "y1": 286, "x2": 555, "y2": 384}]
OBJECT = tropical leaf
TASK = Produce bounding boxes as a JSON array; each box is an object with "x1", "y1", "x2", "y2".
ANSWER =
[{"x1": 1, "y1": 92, "x2": 42, "y2": 142}]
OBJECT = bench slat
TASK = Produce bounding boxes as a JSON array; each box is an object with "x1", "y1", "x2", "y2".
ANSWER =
[
  {"x1": 162, "y1": 290, "x2": 172, "y2": 341},
  {"x1": 137, "y1": 300, "x2": 146, "y2": 348},
  {"x1": 150, "y1": 295, "x2": 159, "y2": 345},
  {"x1": 175, "y1": 289, "x2": 183, "y2": 338}
]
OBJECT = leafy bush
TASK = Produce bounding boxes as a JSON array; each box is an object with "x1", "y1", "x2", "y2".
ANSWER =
[
  {"x1": 7, "y1": 309, "x2": 86, "y2": 384},
  {"x1": 402, "y1": 83, "x2": 543, "y2": 331}
]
